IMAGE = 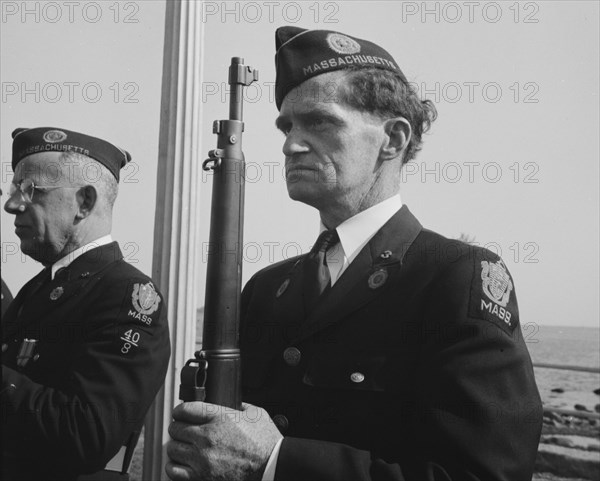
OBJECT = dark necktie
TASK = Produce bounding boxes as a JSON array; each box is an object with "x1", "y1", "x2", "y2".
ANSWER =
[
  {"x1": 30, "y1": 267, "x2": 52, "y2": 296},
  {"x1": 54, "y1": 267, "x2": 68, "y2": 282},
  {"x1": 303, "y1": 229, "x2": 340, "y2": 313}
]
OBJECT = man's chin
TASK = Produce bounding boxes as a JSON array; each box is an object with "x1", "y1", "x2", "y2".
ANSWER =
[
  {"x1": 20, "y1": 241, "x2": 49, "y2": 264},
  {"x1": 286, "y1": 184, "x2": 323, "y2": 209}
]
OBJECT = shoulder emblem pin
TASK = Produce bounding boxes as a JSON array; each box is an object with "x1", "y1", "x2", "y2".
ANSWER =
[
  {"x1": 132, "y1": 282, "x2": 161, "y2": 315},
  {"x1": 481, "y1": 260, "x2": 513, "y2": 307}
]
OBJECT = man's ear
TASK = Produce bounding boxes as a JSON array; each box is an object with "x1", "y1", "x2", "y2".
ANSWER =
[
  {"x1": 76, "y1": 185, "x2": 97, "y2": 219},
  {"x1": 380, "y1": 117, "x2": 412, "y2": 161}
]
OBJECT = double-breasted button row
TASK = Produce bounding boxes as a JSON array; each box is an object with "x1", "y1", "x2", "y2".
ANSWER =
[{"x1": 283, "y1": 347, "x2": 301, "y2": 366}]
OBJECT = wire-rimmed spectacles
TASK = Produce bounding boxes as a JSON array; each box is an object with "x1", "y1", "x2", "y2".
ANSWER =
[{"x1": 9, "y1": 178, "x2": 77, "y2": 203}]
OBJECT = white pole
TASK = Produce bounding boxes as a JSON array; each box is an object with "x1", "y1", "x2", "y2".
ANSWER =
[{"x1": 144, "y1": 1, "x2": 204, "y2": 478}]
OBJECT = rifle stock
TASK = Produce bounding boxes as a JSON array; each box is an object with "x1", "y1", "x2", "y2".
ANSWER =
[{"x1": 179, "y1": 57, "x2": 258, "y2": 408}]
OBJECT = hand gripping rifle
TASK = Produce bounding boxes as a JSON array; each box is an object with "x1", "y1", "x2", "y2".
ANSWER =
[{"x1": 179, "y1": 58, "x2": 258, "y2": 408}]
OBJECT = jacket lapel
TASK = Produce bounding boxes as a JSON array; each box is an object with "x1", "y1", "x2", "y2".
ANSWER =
[
  {"x1": 5, "y1": 242, "x2": 123, "y2": 333},
  {"x1": 292, "y1": 205, "x2": 422, "y2": 344},
  {"x1": 271, "y1": 258, "x2": 307, "y2": 342},
  {"x1": 1, "y1": 269, "x2": 48, "y2": 339}
]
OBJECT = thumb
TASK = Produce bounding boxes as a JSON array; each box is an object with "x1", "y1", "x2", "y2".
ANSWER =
[{"x1": 172, "y1": 401, "x2": 228, "y2": 423}]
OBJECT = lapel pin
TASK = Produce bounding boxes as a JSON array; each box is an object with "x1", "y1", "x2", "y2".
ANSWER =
[
  {"x1": 80, "y1": 272, "x2": 90, "y2": 278},
  {"x1": 49, "y1": 286, "x2": 64, "y2": 301},
  {"x1": 380, "y1": 250, "x2": 392, "y2": 259},
  {"x1": 276, "y1": 278, "x2": 291, "y2": 298},
  {"x1": 368, "y1": 268, "x2": 388, "y2": 289}
]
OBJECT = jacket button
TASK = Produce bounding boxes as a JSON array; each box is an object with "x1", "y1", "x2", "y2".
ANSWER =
[
  {"x1": 1, "y1": 344, "x2": 7, "y2": 353},
  {"x1": 283, "y1": 347, "x2": 301, "y2": 366},
  {"x1": 272, "y1": 414, "x2": 289, "y2": 433},
  {"x1": 350, "y1": 372, "x2": 365, "y2": 383}
]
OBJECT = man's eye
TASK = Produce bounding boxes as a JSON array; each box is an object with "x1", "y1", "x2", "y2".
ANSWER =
[{"x1": 308, "y1": 118, "x2": 326, "y2": 130}]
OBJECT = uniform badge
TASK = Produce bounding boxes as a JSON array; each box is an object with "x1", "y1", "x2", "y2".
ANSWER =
[
  {"x1": 132, "y1": 282, "x2": 161, "y2": 315},
  {"x1": 481, "y1": 260, "x2": 513, "y2": 307},
  {"x1": 43, "y1": 129, "x2": 67, "y2": 143},
  {"x1": 326, "y1": 33, "x2": 361, "y2": 55},
  {"x1": 380, "y1": 250, "x2": 392, "y2": 259},
  {"x1": 470, "y1": 257, "x2": 518, "y2": 331},
  {"x1": 368, "y1": 269, "x2": 388, "y2": 289},
  {"x1": 16, "y1": 338, "x2": 38, "y2": 368},
  {"x1": 49, "y1": 286, "x2": 64, "y2": 300}
]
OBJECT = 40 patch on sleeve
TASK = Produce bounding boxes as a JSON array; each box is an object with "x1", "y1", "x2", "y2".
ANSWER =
[
  {"x1": 121, "y1": 280, "x2": 162, "y2": 328},
  {"x1": 468, "y1": 256, "x2": 519, "y2": 332}
]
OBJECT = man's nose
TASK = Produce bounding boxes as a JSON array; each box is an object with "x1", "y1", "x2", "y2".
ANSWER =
[
  {"x1": 282, "y1": 127, "x2": 310, "y2": 157},
  {"x1": 4, "y1": 193, "x2": 25, "y2": 215}
]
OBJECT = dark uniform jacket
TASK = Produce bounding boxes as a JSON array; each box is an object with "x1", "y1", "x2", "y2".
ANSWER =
[
  {"x1": 241, "y1": 206, "x2": 542, "y2": 481},
  {"x1": 1, "y1": 242, "x2": 170, "y2": 480}
]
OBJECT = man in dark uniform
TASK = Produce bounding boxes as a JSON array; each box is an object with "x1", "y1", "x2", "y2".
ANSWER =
[
  {"x1": 1, "y1": 190, "x2": 15, "y2": 318},
  {"x1": 166, "y1": 27, "x2": 542, "y2": 481},
  {"x1": 2, "y1": 127, "x2": 171, "y2": 480}
]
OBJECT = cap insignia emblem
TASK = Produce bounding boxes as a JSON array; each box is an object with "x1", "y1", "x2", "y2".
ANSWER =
[
  {"x1": 43, "y1": 130, "x2": 67, "y2": 143},
  {"x1": 132, "y1": 282, "x2": 161, "y2": 315},
  {"x1": 326, "y1": 33, "x2": 361, "y2": 55},
  {"x1": 481, "y1": 260, "x2": 513, "y2": 307}
]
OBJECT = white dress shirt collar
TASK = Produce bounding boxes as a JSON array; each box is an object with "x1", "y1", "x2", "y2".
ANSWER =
[
  {"x1": 321, "y1": 194, "x2": 402, "y2": 284},
  {"x1": 51, "y1": 235, "x2": 113, "y2": 280}
]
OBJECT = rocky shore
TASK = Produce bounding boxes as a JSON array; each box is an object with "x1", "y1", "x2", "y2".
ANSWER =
[{"x1": 535, "y1": 405, "x2": 600, "y2": 481}]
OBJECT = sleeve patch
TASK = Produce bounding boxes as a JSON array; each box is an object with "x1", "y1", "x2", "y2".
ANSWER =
[
  {"x1": 120, "y1": 280, "x2": 162, "y2": 328},
  {"x1": 469, "y1": 257, "x2": 519, "y2": 332}
]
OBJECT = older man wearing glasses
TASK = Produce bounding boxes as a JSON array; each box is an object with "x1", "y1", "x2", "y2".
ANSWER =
[{"x1": 1, "y1": 127, "x2": 170, "y2": 481}]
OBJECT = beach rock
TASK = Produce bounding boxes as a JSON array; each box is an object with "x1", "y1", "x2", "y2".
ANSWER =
[
  {"x1": 551, "y1": 388, "x2": 565, "y2": 393},
  {"x1": 541, "y1": 435, "x2": 600, "y2": 452},
  {"x1": 593, "y1": 388, "x2": 600, "y2": 395},
  {"x1": 573, "y1": 404, "x2": 589, "y2": 412},
  {"x1": 536, "y1": 443, "x2": 600, "y2": 479},
  {"x1": 595, "y1": 404, "x2": 600, "y2": 413},
  {"x1": 543, "y1": 411, "x2": 564, "y2": 426}
]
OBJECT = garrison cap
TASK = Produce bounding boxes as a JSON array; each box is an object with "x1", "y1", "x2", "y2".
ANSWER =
[
  {"x1": 11, "y1": 127, "x2": 131, "y2": 182},
  {"x1": 275, "y1": 26, "x2": 407, "y2": 110}
]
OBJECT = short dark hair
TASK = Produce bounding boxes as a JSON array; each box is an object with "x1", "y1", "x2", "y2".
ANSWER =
[{"x1": 337, "y1": 67, "x2": 437, "y2": 164}]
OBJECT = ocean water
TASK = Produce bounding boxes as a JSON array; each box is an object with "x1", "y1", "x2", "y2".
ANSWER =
[{"x1": 525, "y1": 324, "x2": 600, "y2": 412}]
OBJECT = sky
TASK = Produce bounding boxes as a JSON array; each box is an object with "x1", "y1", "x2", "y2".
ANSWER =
[{"x1": 1, "y1": 1, "x2": 598, "y2": 328}]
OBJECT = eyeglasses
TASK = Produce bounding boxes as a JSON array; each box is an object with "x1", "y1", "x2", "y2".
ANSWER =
[{"x1": 9, "y1": 178, "x2": 73, "y2": 203}]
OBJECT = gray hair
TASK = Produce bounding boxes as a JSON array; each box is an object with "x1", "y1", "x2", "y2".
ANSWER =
[{"x1": 58, "y1": 151, "x2": 119, "y2": 208}]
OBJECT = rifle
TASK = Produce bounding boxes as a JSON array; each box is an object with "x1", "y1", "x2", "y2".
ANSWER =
[{"x1": 179, "y1": 57, "x2": 258, "y2": 408}]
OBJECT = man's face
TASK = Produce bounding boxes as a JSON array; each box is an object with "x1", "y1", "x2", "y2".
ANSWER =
[
  {"x1": 276, "y1": 71, "x2": 387, "y2": 213},
  {"x1": 4, "y1": 153, "x2": 80, "y2": 265}
]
